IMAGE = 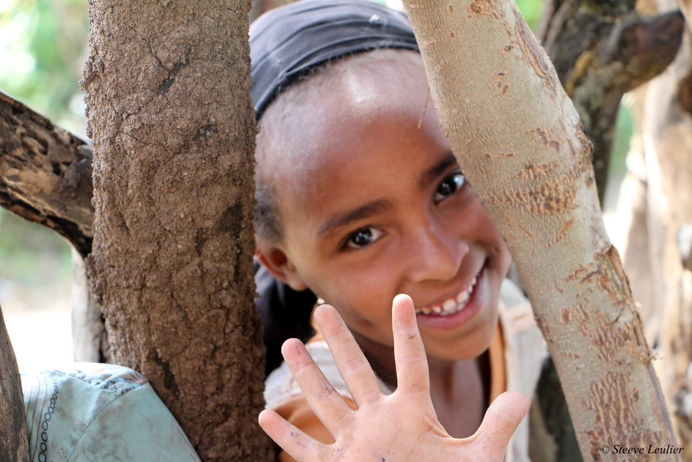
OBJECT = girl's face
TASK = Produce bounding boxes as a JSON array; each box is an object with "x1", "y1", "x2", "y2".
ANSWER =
[{"x1": 256, "y1": 51, "x2": 511, "y2": 362}]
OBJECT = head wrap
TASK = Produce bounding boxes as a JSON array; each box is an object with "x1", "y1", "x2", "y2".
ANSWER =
[{"x1": 249, "y1": 0, "x2": 419, "y2": 119}]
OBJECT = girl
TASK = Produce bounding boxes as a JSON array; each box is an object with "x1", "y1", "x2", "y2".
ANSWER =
[{"x1": 249, "y1": 1, "x2": 546, "y2": 460}]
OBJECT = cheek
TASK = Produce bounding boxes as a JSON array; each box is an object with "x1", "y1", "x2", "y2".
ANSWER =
[{"x1": 307, "y1": 266, "x2": 397, "y2": 337}]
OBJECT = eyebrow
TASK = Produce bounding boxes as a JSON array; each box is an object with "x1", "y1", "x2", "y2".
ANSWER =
[
  {"x1": 318, "y1": 199, "x2": 393, "y2": 237},
  {"x1": 419, "y1": 152, "x2": 459, "y2": 189}
]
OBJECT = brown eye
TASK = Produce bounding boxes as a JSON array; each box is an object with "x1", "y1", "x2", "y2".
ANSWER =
[
  {"x1": 434, "y1": 171, "x2": 465, "y2": 202},
  {"x1": 347, "y1": 227, "x2": 383, "y2": 249}
]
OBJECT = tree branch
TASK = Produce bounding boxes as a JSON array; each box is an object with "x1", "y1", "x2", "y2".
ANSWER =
[
  {"x1": 0, "y1": 91, "x2": 93, "y2": 257},
  {"x1": 541, "y1": 8, "x2": 684, "y2": 202}
]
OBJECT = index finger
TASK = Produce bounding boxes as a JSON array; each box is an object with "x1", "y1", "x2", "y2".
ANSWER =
[{"x1": 392, "y1": 294, "x2": 430, "y2": 393}]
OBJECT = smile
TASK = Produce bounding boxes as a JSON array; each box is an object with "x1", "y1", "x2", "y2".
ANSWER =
[{"x1": 415, "y1": 270, "x2": 481, "y2": 316}]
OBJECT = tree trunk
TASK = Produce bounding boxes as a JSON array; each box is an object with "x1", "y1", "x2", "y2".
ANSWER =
[
  {"x1": 0, "y1": 304, "x2": 29, "y2": 462},
  {"x1": 82, "y1": 1, "x2": 272, "y2": 460},
  {"x1": 400, "y1": 0, "x2": 677, "y2": 459}
]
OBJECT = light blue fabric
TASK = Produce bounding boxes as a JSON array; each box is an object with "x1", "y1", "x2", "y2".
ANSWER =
[{"x1": 22, "y1": 362, "x2": 201, "y2": 462}]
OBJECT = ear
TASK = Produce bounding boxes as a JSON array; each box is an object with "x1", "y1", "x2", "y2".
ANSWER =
[{"x1": 255, "y1": 241, "x2": 308, "y2": 291}]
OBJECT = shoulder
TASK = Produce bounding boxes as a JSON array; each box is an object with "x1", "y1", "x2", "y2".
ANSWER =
[{"x1": 22, "y1": 362, "x2": 200, "y2": 462}]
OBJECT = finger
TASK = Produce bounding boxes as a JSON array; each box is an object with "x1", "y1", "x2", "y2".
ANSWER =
[
  {"x1": 281, "y1": 338, "x2": 353, "y2": 437},
  {"x1": 258, "y1": 409, "x2": 328, "y2": 462},
  {"x1": 314, "y1": 304, "x2": 382, "y2": 406},
  {"x1": 392, "y1": 294, "x2": 430, "y2": 393},
  {"x1": 469, "y1": 391, "x2": 530, "y2": 458}
]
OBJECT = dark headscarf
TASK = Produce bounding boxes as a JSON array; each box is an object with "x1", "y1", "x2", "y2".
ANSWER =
[
  {"x1": 250, "y1": 0, "x2": 420, "y2": 375},
  {"x1": 250, "y1": 0, "x2": 419, "y2": 119}
]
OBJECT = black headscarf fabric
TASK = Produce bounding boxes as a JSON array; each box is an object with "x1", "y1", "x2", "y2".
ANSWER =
[
  {"x1": 249, "y1": 0, "x2": 419, "y2": 119},
  {"x1": 251, "y1": 0, "x2": 420, "y2": 375}
]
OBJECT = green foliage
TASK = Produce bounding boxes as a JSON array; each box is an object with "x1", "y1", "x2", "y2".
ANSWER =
[
  {"x1": 0, "y1": 0, "x2": 85, "y2": 295},
  {"x1": 515, "y1": 0, "x2": 543, "y2": 29},
  {"x1": 0, "y1": 0, "x2": 88, "y2": 136},
  {"x1": 611, "y1": 95, "x2": 634, "y2": 170}
]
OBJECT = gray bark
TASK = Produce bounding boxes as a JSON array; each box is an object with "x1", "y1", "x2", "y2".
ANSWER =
[{"x1": 400, "y1": 0, "x2": 678, "y2": 459}]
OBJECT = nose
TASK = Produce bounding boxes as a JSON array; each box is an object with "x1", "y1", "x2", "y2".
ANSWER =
[{"x1": 404, "y1": 221, "x2": 468, "y2": 284}]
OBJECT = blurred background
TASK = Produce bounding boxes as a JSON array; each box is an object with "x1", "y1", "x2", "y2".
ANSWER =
[
  {"x1": 0, "y1": 0, "x2": 630, "y2": 373},
  {"x1": 0, "y1": 0, "x2": 87, "y2": 372}
]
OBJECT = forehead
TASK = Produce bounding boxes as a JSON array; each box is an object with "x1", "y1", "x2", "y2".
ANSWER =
[
  {"x1": 258, "y1": 51, "x2": 430, "y2": 174},
  {"x1": 256, "y1": 49, "x2": 449, "y2": 222}
]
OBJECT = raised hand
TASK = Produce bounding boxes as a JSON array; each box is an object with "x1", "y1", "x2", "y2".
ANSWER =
[{"x1": 258, "y1": 294, "x2": 530, "y2": 462}]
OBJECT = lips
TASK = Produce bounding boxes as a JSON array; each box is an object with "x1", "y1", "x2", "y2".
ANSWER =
[{"x1": 415, "y1": 269, "x2": 481, "y2": 317}]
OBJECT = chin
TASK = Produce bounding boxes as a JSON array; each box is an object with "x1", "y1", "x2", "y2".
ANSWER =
[{"x1": 425, "y1": 315, "x2": 499, "y2": 361}]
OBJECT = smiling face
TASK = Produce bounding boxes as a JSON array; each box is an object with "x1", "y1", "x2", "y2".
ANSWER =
[{"x1": 255, "y1": 50, "x2": 511, "y2": 365}]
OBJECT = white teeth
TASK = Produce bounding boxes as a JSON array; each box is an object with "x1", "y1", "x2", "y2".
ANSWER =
[
  {"x1": 457, "y1": 290, "x2": 469, "y2": 304},
  {"x1": 415, "y1": 270, "x2": 482, "y2": 316}
]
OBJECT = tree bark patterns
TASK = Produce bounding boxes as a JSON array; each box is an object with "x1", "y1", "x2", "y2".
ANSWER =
[
  {"x1": 82, "y1": 0, "x2": 272, "y2": 460},
  {"x1": 0, "y1": 91, "x2": 93, "y2": 257},
  {"x1": 1, "y1": 0, "x2": 690, "y2": 459},
  {"x1": 400, "y1": 0, "x2": 678, "y2": 459}
]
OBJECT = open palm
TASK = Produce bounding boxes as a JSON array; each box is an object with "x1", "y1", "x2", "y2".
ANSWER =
[{"x1": 258, "y1": 295, "x2": 530, "y2": 462}]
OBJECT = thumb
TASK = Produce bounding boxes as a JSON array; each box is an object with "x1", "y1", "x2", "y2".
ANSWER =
[{"x1": 470, "y1": 391, "x2": 531, "y2": 459}]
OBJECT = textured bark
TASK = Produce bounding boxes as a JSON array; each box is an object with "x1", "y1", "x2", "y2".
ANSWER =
[
  {"x1": 401, "y1": 0, "x2": 677, "y2": 459},
  {"x1": 82, "y1": 1, "x2": 272, "y2": 460},
  {"x1": 0, "y1": 304, "x2": 29, "y2": 462},
  {"x1": 538, "y1": 0, "x2": 684, "y2": 203},
  {"x1": 0, "y1": 91, "x2": 93, "y2": 257}
]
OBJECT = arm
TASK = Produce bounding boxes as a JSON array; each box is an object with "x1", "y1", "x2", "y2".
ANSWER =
[{"x1": 258, "y1": 294, "x2": 530, "y2": 462}]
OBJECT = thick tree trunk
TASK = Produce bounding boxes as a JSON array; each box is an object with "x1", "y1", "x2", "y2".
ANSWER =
[
  {"x1": 0, "y1": 304, "x2": 29, "y2": 462},
  {"x1": 401, "y1": 0, "x2": 677, "y2": 459},
  {"x1": 82, "y1": 1, "x2": 272, "y2": 460}
]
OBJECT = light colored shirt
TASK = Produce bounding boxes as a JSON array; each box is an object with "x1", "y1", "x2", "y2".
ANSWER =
[
  {"x1": 22, "y1": 362, "x2": 200, "y2": 462},
  {"x1": 264, "y1": 279, "x2": 547, "y2": 462}
]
